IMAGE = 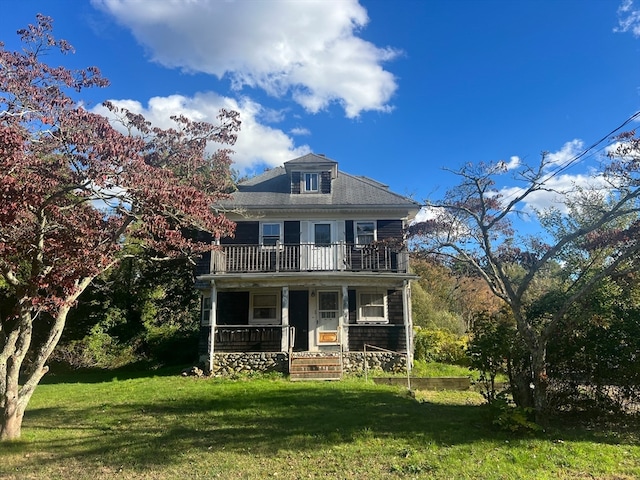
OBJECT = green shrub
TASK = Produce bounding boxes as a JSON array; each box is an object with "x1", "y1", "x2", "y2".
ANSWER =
[{"x1": 413, "y1": 328, "x2": 469, "y2": 366}]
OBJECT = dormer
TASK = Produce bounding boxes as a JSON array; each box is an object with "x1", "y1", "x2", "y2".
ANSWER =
[{"x1": 284, "y1": 153, "x2": 338, "y2": 195}]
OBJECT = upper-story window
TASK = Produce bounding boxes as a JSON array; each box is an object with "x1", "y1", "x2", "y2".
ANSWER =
[
  {"x1": 303, "y1": 172, "x2": 319, "y2": 192},
  {"x1": 261, "y1": 222, "x2": 282, "y2": 246},
  {"x1": 355, "y1": 221, "x2": 376, "y2": 246}
]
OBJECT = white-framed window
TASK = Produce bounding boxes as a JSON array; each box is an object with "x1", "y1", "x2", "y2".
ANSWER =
[
  {"x1": 261, "y1": 222, "x2": 282, "y2": 246},
  {"x1": 355, "y1": 221, "x2": 376, "y2": 246},
  {"x1": 201, "y1": 296, "x2": 212, "y2": 326},
  {"x1": 303, "y1": 172, "x2": 319, "y2": 192},
  {"x1": 250, "y1": 292, "x2": 280, "y2": 324},
  {"x1": 358, "y1": 291, "x2": 387, "y2": 323}
]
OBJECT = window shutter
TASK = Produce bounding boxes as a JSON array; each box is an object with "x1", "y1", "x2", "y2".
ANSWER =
[
  {"x1": 222, "y1": 221, "x2": 259, "y2": 245},
  {"x1": 345, "y1": 220, "x2": 354, "y2": 244},
  {"x1": 291, "y1": 171, "x2": 301, "y2": 194},
  {"x1": 284, "y1": 221, "x2": 300, "y2": 245},
  {"x1": 320, "y1": 171, "x2": 331, "y2": 193}
]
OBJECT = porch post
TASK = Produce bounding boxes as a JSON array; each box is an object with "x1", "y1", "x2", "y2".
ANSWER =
[
  {"x1": 402, "y1": 280, "x2": 413, "y2": 373},
  {"x1": 341, "y1": 285, "x2": 349, "y2": 351},
  {"x1": 208, "y1": 281, "x2": 217, "y2": 373},
  {"x1": 281, "y1": 286, "x2": 289, "y2": 351}
]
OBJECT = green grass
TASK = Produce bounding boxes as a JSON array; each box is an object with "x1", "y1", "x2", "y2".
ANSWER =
[
  {"x1": 411, "y1": 360, "x2": 475, "y2": 378},
  {"x1": 1, "y1": 369, "x2": 639, "y2": 479}
]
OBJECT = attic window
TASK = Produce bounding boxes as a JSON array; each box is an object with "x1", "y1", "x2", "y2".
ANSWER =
[{"x1": 303, "y1": 173, "x2": 319, "y2": 192}]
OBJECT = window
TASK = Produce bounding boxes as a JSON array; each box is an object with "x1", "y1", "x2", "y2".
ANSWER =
[
  {"x1": 314, "y1": 223, "x2": 332, "y2": 246},
  {"x1": 261, "y1": 223, "x2": 281, "y2": 246},
  {"x1": 358, "y1": 292, "x2": 387, "y2": 323},
  {"x1": 355, "y1": 221, "x2": 375, "y2": 245},
  {"x1": 250, "y1": 292, "x2": 280, "y2": 324},
  {"x1": 201, "y1": 296, "x2": 212, "y2": 326},
  {"x1": 303, "y1": 172, "x2": 319, "y2": 192}
]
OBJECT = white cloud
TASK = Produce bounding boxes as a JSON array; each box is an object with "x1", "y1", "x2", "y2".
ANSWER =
[
  {"x1": 615, "y1": 0, "x2": 640, "y2": 37},
  {"x1": 91, "y1": 0, "x2": 400, "y2": 118},
  {"x1": 290, "y1": 127, "x2": 311, "y2": 136},
  {"x1": 545, "y1": 139, "x2": 584, "y2": 168},
  {"x1": 92, "y1": 92, "x2": 311, "y2": 172},
  {"x1": 492, "y1": 139, "x2": 611, "y2": 216},
  {"x1": 499, "y1": 173, "x2": 601, "y2": 215},
  {"x1": 497, "y1": 155, "x2": 521, "y2": 171}
]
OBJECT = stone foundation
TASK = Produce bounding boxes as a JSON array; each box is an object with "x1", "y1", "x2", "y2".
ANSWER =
[
  {"x1": 210, "y1": 352, "x2": 288, "y2": 376},
  {"x1": 207, "y1": 351, "x2": 408, "y2": 376},
  {"x1": 342, "y1": 352, "x2": 407, "y2": 374}
]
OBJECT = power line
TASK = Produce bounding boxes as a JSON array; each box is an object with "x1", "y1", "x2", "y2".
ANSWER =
[{"x1": 548, "y1": 110, "x2": 640, "y2": 179}]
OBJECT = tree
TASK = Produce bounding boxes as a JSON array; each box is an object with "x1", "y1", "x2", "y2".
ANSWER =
[
  {"x1": 408, "y1": 147, "x2": 640, "y2": 421},
  {"x1": 54, "y1": 248, "x2": 204, "y2": 369},
  {"x1": 0, "y1": 16, "x2": 239, "y2": 440}
]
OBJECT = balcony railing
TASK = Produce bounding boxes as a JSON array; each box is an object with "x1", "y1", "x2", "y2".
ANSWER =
[{"x1": 210, "y1": 243, "x2": 408, "y2": 274}]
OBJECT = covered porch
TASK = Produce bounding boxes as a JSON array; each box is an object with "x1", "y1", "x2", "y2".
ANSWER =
[{"x1": 196, "y1": 273, "x2": 415, "y2": 374}]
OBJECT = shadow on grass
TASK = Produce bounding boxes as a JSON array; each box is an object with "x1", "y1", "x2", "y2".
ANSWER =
[
  {"x1": 39, "y1": 362, "x2": 188, "y2": 384},
  {"x1": 6, "y1": 377, "x2": 640, "y2": 475}
]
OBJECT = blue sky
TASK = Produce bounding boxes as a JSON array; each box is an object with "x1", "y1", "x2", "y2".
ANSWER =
[{"x1": 3, "y1": 0, "x2": 640, "y2": 213}]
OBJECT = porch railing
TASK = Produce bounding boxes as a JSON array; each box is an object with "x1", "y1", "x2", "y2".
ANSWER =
[{"x1": 210, "y1": 243, "x2": 408, "y2": 274}]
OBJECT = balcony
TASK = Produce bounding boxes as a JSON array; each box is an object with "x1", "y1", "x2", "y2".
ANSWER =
[{"x1": 209, "y1": 243, "x2": 408, "y2": 274}]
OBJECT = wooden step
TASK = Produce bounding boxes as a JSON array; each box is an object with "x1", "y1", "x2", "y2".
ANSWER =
[{"x1": 289, "y1": 354, "x2": 342, "y2": 381}]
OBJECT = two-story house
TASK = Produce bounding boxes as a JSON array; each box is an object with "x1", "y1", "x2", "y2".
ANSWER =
[{"x1": 196, "y1": 153, "x2": 420, "y2": 379}]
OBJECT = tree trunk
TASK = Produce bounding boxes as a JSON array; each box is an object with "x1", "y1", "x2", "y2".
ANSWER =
[
  {"x1": 530, "y1": 343, "x2": 550, "y2": 426},
  {"x1": 0, "y1": 297, "x2": 81, "y2": 441},
  {"x1": 510, "y1": 369, "x2": 534, "y2": 409},
  {"x1": 0, "y1": 392, "x2": 25, "y2": 441}
]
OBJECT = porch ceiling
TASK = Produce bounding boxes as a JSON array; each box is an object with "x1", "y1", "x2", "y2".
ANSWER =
[{"x1": 196, "y1": 271, "x2": 417, "y2": 289}]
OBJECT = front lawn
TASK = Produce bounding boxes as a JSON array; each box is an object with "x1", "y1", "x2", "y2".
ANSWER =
[{"x1": 1, "y1": 370, "x2": 638, "y2": 479}]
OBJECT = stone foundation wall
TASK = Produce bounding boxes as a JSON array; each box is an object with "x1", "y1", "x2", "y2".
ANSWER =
[
  {"x1": 210, "y1": 352, "x2": 288, "y2": 376},
  {"x1": 207, "y1": 351, "x2": 408, "y2": 376},
  {"x1": 342, "y1": 352, "x2": 407, "y2": 374}
]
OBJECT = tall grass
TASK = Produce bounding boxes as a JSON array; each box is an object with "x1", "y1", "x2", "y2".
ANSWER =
[{"x1": 1, "y1": 370, "x2": 638, "y2": 479}]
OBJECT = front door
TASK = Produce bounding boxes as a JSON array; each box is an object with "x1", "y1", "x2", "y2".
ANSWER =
[
  {"x1": 289, "y1": 290, "x2": 309, "y2": 351},
  {"x1": 315, "y1": 291, "x2": 340, "y2": 348}
]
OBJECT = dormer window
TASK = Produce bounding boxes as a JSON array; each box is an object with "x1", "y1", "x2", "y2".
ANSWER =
[{"x1": 303, "y1": 172, "x2": 319, "y2": 193}]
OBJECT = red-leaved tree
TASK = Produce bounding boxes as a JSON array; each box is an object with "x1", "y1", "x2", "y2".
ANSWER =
[{"x1": 0, "y1": 15, "x2": 239, "y2": 440}]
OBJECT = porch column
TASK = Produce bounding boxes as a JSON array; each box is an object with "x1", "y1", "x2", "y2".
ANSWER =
[
  {"x1": 402, "y1": 280, "x2": 413, "y2": 373},
  {"x1": 341, "y1": 285, "x2": 349, "y2": 351},
  {"x1": 281, "y1": 286, "x2": 289, "y2": 351},
  {"x1": 208, "y1": 282, "x2": 218, "y2": 373}
]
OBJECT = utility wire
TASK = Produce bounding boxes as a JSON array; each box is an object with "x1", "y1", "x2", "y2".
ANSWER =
[{"x1": 548, "y1": 110, "x2": 640, "y2": 179}]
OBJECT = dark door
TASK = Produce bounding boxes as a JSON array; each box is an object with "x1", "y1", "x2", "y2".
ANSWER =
[{"x1": 289, "y1": 290, "x2": 309, "y2": 351}]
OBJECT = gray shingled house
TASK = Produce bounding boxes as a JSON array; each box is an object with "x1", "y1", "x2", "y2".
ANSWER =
[{"x1": 196, "y1": 153, "x2": 420, "y2": 379}]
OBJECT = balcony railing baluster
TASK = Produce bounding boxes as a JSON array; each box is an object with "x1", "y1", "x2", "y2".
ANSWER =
[{"x1": 212, "y1": 243, "x2": 407, "y2": 274}]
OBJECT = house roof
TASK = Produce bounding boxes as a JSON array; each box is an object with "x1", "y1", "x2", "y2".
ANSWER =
[{"x1": 221, "y1": 153, "x2": 420, "y2": 217}]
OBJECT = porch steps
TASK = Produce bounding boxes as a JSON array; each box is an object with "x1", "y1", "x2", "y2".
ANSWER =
[{"x1": 289, "y1": 354, "x2": 342, "y2": 381}]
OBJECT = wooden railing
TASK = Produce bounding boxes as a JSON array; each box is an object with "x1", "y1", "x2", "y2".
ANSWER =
[{"x1": 210, "y1": 243, "x2": 408, "y2": 274}]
